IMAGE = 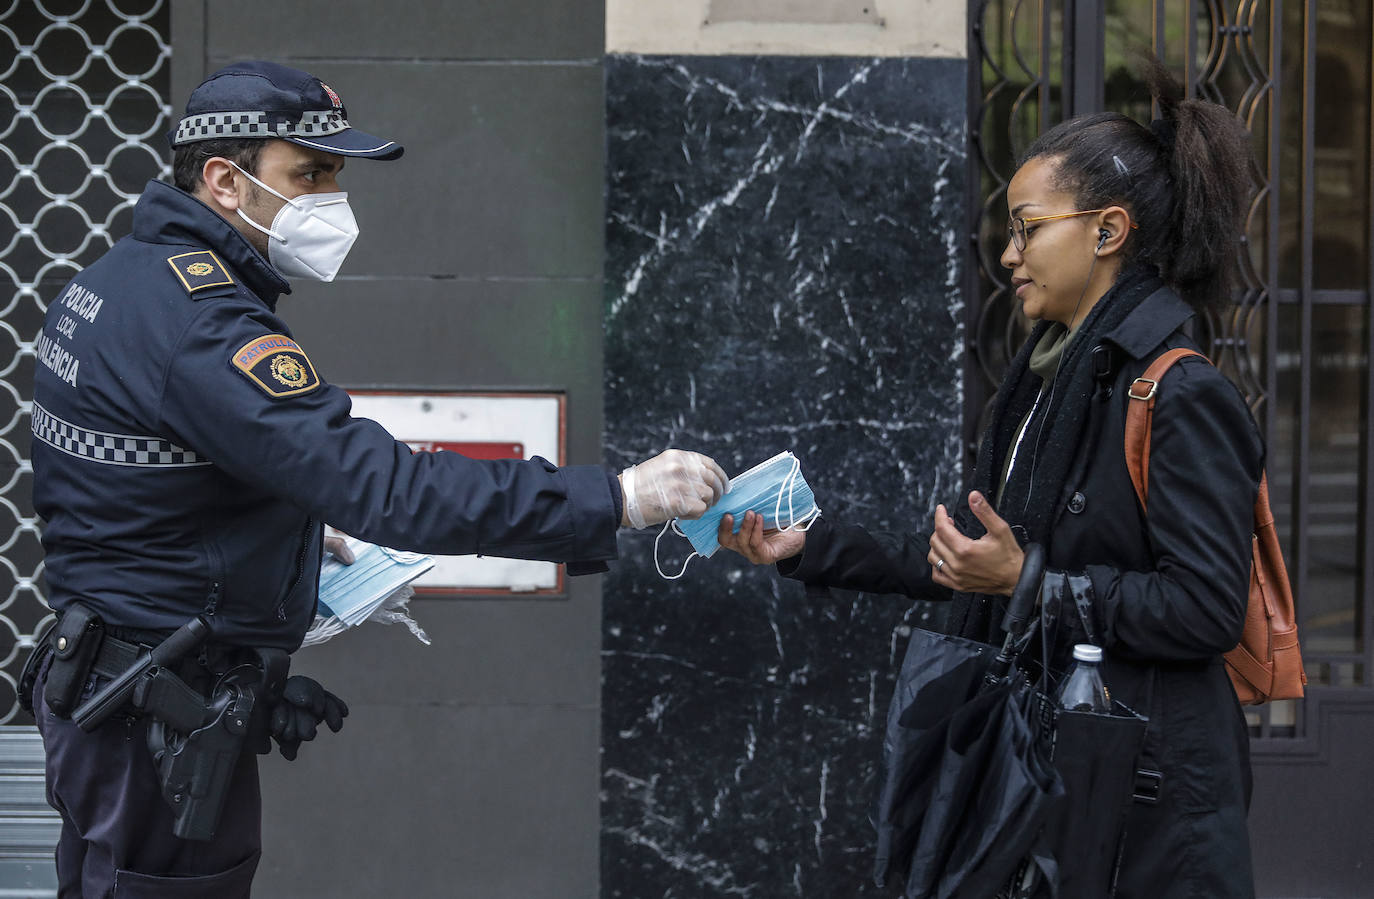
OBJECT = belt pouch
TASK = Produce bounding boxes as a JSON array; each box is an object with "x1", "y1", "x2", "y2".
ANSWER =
[{"x1": 44, "y1": 605, "x2": 105, "y2": 718}]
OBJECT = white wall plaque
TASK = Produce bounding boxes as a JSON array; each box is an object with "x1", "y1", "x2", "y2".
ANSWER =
[{"x1": 344, "y1": 391, "x2": 566, "y2": 595}]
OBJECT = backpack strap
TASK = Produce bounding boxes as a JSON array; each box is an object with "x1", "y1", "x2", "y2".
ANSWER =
[
  {"x1": 1124, "y1": 348, "x2": 1307, "y2": 704},
  {"x1": 1124, "y1": 348, "x2": 1207, "y2": 510}
]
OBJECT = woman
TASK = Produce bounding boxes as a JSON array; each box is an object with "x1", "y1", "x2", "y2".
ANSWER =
[{"x1": 719, "y1": 60, "x2": 1262, "y2": 898}]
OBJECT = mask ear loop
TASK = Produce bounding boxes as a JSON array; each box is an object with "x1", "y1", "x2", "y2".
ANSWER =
[
  {"x1": 654, "y1": 519, "x2": 698, "y2": 580},
  {"x1": 772, "y1": 456, "x2": 798, "y2": 530},
  {"x1": 379, "y1": 547, "x2": 428, "y2": 564},
  {"x1": 772, "y1": 456, "x2": 822, "y2": 532},
  {"x1": 227, "y1": 160, "x2": 291, "y2": 242}
]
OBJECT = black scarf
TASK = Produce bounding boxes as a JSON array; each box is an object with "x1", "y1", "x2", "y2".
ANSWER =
[{"x1": 944, "y1": 266, "x2": 1164, "y2": 642}]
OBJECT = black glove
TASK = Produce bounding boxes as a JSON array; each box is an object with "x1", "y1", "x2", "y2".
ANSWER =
[{"x1": 269, "y1": 675, "x2": 348, "y2": 761}]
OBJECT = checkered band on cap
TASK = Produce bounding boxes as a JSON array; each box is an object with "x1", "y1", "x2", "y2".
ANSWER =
[
  {"x1": 172, "y1": 109, "x2": 349, "y2": 146},
  {"x1": 31, "y1": 402, "x2": 211, "y2": 468}
]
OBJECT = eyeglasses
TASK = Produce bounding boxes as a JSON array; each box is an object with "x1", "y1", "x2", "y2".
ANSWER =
[{"x1": 1007, "y1": 209, "x2": 1135, "y2": 252}]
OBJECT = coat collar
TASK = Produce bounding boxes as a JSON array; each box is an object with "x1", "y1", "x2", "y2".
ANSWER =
[
  {"x1": 1099, "y1": 284, "x2": 1195, "y2": 360},
  {"x1": 132, "y1": 180, "x2": 291, "y2": 309}
]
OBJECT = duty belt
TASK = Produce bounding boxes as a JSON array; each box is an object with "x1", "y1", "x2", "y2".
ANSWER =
[
  {"x1": 78, "y1": 628, "x2": 144, "y2": 681},
  {"x1": 25, "y1": 605, "x2": 284, "y2": 723},
  {"x1": 56, "y1": 623, "x2": 257, "y2": 694}
]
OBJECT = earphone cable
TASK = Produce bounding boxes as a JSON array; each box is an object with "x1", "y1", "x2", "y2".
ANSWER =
[{"x1": 1018, "y1": 248, "x2": 1103, "y2": 519}]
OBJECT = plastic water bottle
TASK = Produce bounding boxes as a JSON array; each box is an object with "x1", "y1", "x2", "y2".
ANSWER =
[{"x1": 1057, "y1": 644, "x2": 1111, "y2": 712}]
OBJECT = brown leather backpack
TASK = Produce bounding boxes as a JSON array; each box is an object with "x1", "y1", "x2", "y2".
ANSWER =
[{"x1": 1124, "y1": 347, "x2": 1307, "y2": 705}]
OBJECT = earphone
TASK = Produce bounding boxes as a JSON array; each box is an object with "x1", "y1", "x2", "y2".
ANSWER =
[{"x1": 1096, "y1": 228, "x2": 1110, "y2": 251}]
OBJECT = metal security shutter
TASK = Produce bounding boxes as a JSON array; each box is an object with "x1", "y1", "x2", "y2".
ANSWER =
[{"x1": 0, "y1": 2, "x2": 173, "y2": 887}]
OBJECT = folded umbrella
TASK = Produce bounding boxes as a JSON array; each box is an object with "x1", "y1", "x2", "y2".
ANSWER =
[
  {"x1": 873, "y1": 627, "x2": 999, "y2": 887},
  {"x1": 903, "y1": 677, "x2": 1064, "y2": 899},
  {"x1": 874, "y1": 546, "x2": 1061, "y2": 897}
]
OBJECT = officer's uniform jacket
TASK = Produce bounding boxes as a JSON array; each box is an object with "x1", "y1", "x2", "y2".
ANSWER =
[{"x1": 31, "y1": 180, "x2": 620, "y2": 650}]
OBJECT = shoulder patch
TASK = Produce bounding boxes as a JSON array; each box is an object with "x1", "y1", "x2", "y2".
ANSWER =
[
  {"x1": 168, "y1": 250, "x2": 234, "y2": 294},
  {"x1": 231, "y1": 334, "x2": 320, "y2": 398}
]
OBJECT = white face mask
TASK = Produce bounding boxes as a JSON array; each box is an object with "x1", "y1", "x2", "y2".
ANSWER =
[{"x1": 228, "y1": 161, "x2": 359, "y2": 282}]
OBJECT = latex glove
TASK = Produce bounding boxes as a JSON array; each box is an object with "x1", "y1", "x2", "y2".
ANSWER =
[
  {"x1": 619, "y1": 450, "x2": 729, "y2": 528},
  {"x1": 270, "y1": 675, "x2": 349, "y2": 761},
  {"x1": 323, "y1": 533, "x2": 355, "y2": 564}
]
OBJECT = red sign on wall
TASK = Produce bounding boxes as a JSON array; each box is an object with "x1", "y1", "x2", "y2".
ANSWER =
[
  {"x1": 345, "y1": 391, "x2": 565, "y2": 594},
  {"x1": 407, "y1": 441, "x2": 524, "y2": 460}
]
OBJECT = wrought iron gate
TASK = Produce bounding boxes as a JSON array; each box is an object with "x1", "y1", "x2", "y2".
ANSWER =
[
  {"x1": 0, "y1": 2, "x2": 168, "y2": 885},
  {"x1": 967, "y1": 0, "x2": 1373, "y2": 892},
  {"x1": 0, "y1": 0, "x2": 172, "y2": 723},
  {"x1": 0, "y1": 5, "x2": 171, "y2": 881}
]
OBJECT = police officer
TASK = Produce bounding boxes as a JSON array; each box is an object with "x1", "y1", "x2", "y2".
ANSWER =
[{"x1": 26, "y1": 61, "x2": 727, "y2": 897}]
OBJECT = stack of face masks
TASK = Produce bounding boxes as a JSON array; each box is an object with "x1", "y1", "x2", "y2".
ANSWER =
[
  {"x1": 318, "y1": 540, "x2": 433, "y2": 624},
  {"x1": 656, "y1": 451, "x2": 821, "y2": 579}
]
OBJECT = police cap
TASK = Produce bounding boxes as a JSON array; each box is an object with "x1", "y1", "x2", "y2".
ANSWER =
[{"x1": 169, "y1": 60, "x2": 403, "y2": 160}]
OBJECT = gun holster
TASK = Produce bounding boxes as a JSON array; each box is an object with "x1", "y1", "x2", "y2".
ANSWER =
[
  {"x1": 143, "y1": 647, "x2": 289, "y2": 841},
  {"x1": 42, "y1": 605, "x2": 104, "y2": 718}
]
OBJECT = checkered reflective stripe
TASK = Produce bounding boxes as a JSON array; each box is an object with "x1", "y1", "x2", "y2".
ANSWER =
[
  {"x1": 172, "y1": 109, "x2": 348, "y2": 145},
  {"x1": 30, "y1": 402, "x2": 211, "y2": 468}
]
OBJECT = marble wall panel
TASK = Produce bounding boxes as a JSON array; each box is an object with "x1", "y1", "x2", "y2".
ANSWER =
[{"x1": 603, "y1": 54, "x2": 968, "y2": 896}]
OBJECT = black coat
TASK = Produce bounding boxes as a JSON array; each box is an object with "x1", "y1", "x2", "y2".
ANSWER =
[{"x1": 781, "y1": 286, "x2": 1262, "y2": 898}]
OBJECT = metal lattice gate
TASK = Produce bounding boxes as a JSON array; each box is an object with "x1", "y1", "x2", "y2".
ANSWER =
[
  {"x1": 966, "y1": 0, "x2": 1304, "y2": 735},
  {"x1": 0, "y1": 0, "x2": 171, "y2": 885},
  {"x1": 967, "y1": 1, "x2": 1374, "y2": 891}
]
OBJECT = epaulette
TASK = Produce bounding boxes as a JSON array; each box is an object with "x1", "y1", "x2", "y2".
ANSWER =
[{"x1": 166, "y1": 250, "x2": 237, "y2": 298}]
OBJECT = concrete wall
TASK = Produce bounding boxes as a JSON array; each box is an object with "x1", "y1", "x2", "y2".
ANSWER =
[{"x1": 172, "y1": 3, "x2": 607, "y2": 897}]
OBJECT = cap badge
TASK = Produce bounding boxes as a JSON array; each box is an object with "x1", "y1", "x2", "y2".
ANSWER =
[{"x1": 320, "y1": 81, "x2": 343, "y2": 108}]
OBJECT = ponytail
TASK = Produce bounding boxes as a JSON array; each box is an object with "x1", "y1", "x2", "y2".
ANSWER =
[{"x1": 1020, "y1": 56, "x2": 1255, "y2": 311}]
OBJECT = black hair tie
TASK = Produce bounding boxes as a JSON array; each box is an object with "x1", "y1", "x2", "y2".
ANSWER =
[{"x1": 1149, "y1": 117, "x2": 1176, "y2": 149}]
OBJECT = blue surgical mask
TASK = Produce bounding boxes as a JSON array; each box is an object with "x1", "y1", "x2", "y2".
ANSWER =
[
  {"x1": 654, "y1": 451, "x2": 821, "y2": 579},
  {"x1": 319, "y1": 539, "x2": 433, "y2": 624}
]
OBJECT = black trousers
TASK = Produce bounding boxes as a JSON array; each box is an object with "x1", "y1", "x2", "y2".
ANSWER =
[{"x1": 33, "y1": 657, "x2": 261, "y2": 898}]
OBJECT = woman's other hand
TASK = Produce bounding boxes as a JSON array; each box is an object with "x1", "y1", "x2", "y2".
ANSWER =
[
  {"x1": 718, "y1": 511, "x2": 806, "y2": 565},
  {"x1": 927, "y1": 491, "x2": 1024, "y2": 595}
]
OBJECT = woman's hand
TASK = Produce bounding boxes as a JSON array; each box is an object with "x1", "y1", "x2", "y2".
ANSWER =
[
  {"x1": 927, "y1": 491, "x2": 1024, "y2": 595},
  {"x1": 718, "y1": 511, "x2": 807, "y2": 565}
]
